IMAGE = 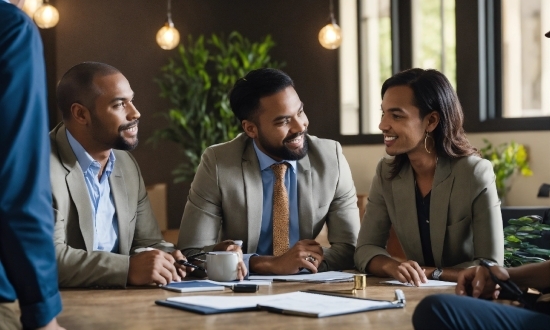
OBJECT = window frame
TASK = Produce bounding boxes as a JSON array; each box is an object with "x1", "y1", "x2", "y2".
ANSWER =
[
  {"x1": 457, "y1": 0, "x2": 550, "y2": 132},
  {"x1": 332, "y1": 0, "x2": 549, "y2": 146}
]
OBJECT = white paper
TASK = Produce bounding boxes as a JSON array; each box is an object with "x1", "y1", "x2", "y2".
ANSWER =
[
  {"x1": 380, "y1": 279, "x2": 456, "y2": 287},
  {"x1": 249, "y1": 271, "x2": 354, "y2": 282},
  {"x1": 204, "y1": 279, "x2": 272, "y2": 286},
  {"x1": 258, "y1": 292, "x2": 394, "y2": 317},
  {"x1": 167, "y1": 294, "x2": 276, "y2": 309}
]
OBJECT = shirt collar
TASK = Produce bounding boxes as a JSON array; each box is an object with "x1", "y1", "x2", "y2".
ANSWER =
[
  {"x1": 66, "y1": 129, "x2": 116, "y2": 176},
  {"x1": 252, "y1": 140, "x2": 296, "y2": 173}
]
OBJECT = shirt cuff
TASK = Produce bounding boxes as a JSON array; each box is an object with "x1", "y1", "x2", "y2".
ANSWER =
[
  {"x1": 20, "y1": 291, "x2": 62, "y2": 329},
  {"x1": 243, "y1": 253, "x2": 259, "y2": 279}
]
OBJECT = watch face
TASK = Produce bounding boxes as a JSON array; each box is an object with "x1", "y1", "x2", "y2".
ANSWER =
[{"x1": 432, "y1": 268, "x2": 443, "y2": 280}]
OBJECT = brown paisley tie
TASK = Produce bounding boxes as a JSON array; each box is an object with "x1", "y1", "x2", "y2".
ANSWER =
[{"x1": 271, "y1": 163, "x2": 289, "y2": 256}]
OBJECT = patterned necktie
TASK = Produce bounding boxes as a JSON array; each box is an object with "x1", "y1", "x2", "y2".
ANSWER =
[{"x1": 271, "y1": 163, "x2": 289, "y2": 257}]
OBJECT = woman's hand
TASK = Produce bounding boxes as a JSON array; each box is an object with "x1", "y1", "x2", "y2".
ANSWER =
[{"x1": 384, "y1": 260, "x2": 428, "y2": 287}]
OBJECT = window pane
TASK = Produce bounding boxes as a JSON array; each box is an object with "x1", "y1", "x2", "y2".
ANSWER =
[
  {"x1": 502, "y1": 0, "x2": 550, "y2": 118},
  {"x1": 412, "y1": 0, "x2": 456, "y2": 88},
  {"x1": 359, "y1": 0, "x2": 391, "y2": 134},
  {"x1": 339, "y1": 0, "x2": 391, "y2": 135},
  {"x1": 339, "y1": 0, "x2": 360, "y2": 135}
]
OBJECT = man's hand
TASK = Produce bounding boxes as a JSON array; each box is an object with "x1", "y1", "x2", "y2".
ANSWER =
[
  {"x1": 456, "y1": 265, "x2": 509, "y2": 299},
  {"x1": 383, "y1": 260, "x2": 428, "y2": 287},
  {"x1": 213, "y1": 240, "x2": 248, "y2": 280},
  {"x1": 250, "y1": 239, "x2": 324, "y2": 275},
  {"x1": 128, "y1": 249, "x2": 181, "y2": 286},
  {"x1": 171, "y1": 250, "x2": 194, "y2": 279},
  {"x1": 37, "y1": 318, "x2": 65, "y2": 330}
]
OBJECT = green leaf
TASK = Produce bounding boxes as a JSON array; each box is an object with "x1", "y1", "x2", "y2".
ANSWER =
[
  {"x1": 525, "y1": 248, "x2": 550, "y2": 256},
  {"x1": 505, "y1": 235, "x2": 521, "y2": 243}
]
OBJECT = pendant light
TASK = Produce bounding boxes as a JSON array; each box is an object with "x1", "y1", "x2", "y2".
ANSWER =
[
  {"x1": 22, "y1": 0, "x2": 42, "y2": 17},
  {"x1": 318, "y1": 0, "x2": 342, "y2": 49},
  {"x1": 156, "y1": 0, "x2": 180, "y2": 50},
  {"x1": 33, "y1": 0, "x2": 59, "y2": 29}
]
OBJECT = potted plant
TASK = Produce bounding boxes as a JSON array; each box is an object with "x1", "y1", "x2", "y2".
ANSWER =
[
  {"x1": 150, "y1": 32, "x2": 284, "y2": 182},
  {"x1": 503, "y1": 215, "x2": 550, "y2": 267},
  {"x1": 479, "y1": 139, "x2": 533, "y2": 201}
]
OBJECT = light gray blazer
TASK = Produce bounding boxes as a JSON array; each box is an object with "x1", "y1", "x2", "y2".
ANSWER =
[
  {"x1": 177, "y1": 133, "x2": 360, "y2": 271},
  {"x1": 50, "y1": 123, "x2": 168, "y2": 288},
  {"x1": 355, "y1": 155, "x2": 504, "y2": 272}
]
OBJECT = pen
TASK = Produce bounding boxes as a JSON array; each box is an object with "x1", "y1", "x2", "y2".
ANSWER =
[
  {"x1": 176, "y1": 259, "x2": 205, "y2": 272},
  {"x1": 394, "y1": 289, "x2": 406, "y2": 305}
]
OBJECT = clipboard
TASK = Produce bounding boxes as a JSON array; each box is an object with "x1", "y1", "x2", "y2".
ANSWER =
[{"x1": 155, "y1": 299, "x2": 258, "y2": 315}]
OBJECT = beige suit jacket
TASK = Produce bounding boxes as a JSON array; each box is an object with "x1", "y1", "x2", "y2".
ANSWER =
[
  {"x1": 355, "y1": 155, "x2": 504, "y2": 272},
  {"x1": 50, "y1": 123, "x2": 168, "y2": 288},
  {"x1": 177, "y1": 134, "x2": 360, "y2": 271}
]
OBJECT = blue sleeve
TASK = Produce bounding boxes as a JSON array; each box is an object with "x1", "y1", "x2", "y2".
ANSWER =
[
  {"x1": 0, "y1": 4, "x2": 62, "y2": 328},
  {"x1": 243, "y1": 253, "x2": 258, "y2": 278}
]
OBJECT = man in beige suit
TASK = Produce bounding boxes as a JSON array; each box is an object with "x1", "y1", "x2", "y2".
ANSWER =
[
  {"x1": 178, "y1": 68, "x2": 359, "y2": 275},
  {"x1": 51, "y1": 62, "x2": 189, "y2": 287}
]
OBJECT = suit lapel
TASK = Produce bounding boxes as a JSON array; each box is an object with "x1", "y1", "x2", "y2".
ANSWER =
[
  {"x1": 392, "y1": 164, "x2": 424, "y2": 263},
  {"x1": 242, "y1": 140, "x2": 263, "y2": 254},
  {"x1": 110, "y1": 163, "x2": 131, "y2": 255},
  {"x1": 297, "y1": 154, "x2": 313, "y2": 240},
  {"x1": 56, "y1": 126, "x2": 95, "y2": 252},
  {"x1": 429, "y1": 157, "x2": 453, "y2": 266}
]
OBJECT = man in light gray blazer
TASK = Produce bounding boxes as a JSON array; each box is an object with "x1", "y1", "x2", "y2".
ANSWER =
[
  {"x1": 51, "y1": 62, "x2": 189, "y2": 288},
  {"x1": 178, "y1": 69, "x2": 360, "y2": 275}
]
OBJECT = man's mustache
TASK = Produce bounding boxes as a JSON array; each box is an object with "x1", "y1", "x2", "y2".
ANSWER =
[
  {"x1": 283, "y1": 129, "x2": 307, "y2": 143},
  {"x1": 119, "y1": 120, "x2": 139, "y2": 132}
]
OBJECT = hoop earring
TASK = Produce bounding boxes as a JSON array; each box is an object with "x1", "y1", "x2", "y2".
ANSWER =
[{"x1": 424, "y1": 131, "x2": 433, "y2": 153}]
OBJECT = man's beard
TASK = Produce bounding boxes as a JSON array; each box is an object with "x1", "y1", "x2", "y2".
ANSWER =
[
  {"x1": 258, "y1": 129, "x2": 308, "y2": 161},
  {"x1": 113, "y1": 120, "x2": 139, "y2": 150}
]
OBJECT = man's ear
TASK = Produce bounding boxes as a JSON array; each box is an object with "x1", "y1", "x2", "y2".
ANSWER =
[
  {"x1": 70, "y1": 103, "x2": 90, "y2": 125},
  {"x1": 242, "y1": 120, "x2": 258, "y2": 139}
]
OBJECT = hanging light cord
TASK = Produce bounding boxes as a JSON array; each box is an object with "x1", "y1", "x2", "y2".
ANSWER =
[
  {"x1": 329, "y1": 0, "x2": 336, "y2": 24},
  {"x1": 167, "y1": 0, "x2": 173, "y2": 25}
]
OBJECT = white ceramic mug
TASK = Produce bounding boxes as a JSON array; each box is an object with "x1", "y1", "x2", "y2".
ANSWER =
[{"x1": 206, "y1": 251, "x2": 239, "y2": 282}]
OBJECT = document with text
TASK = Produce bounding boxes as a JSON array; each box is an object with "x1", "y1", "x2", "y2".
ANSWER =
[
  {"x1": 380, "y1": 279, "x2": 456, "y2": 287},
  {"x1": 249, "y1": 271, "x2": 354, "y2": 282}
]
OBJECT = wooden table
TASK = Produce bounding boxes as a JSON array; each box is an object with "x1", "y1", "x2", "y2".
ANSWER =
[{"x1": 57, "y1": 277, "x2": 455, "y2": 329}]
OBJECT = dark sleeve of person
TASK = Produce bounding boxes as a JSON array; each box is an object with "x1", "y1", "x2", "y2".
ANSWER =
[{"x1": 0, "y1": 4, "x2": 62, "y2": 328}]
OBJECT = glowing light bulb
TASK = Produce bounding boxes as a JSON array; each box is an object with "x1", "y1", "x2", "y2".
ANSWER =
[
  {"x1": 33, "y1": 3, "x2": 59, "y2": 29},
  {"x1": 319, "y1": 23, "x2": 342, "y2": 49},
  {"x1": 156, "y1": 22, "x2": 180, "y2": 50},
  {"x1": 22, "y1": 0, "x2": 43, "y2": 17}
]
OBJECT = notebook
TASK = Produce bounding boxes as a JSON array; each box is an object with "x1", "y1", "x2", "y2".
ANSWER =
[{"x1": 161, "y1": 280, "x2": 225, "y2": 293}]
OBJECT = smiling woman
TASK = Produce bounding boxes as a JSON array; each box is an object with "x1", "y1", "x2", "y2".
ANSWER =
[{"x1": 354, "y1": 68, "x2": 504, "y2": 286}]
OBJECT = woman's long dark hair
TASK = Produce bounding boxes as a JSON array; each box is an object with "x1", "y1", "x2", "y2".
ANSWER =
[{"x1": 381, "y1": 68, "x2": 479, "y2": 179}]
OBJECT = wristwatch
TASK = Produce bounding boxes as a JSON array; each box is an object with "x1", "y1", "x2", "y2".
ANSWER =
[
  {"x1": 431, "y1": 268, "x2": 443, "y2": 280},
  {"x1": 480, "y1": 259, "x2": 498, "y2": 267}
]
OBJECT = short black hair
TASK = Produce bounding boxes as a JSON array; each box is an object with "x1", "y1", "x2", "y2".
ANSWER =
[
  {"x1": 56, "y1": 62, "x2": 120, "y2": 120},
  {"x1": 229, "y1": 68, "x2": 294, "y2": 122}
]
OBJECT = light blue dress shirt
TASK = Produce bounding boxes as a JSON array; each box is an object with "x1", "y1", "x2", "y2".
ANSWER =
[
  {"x1": 66, "y1": 130, "x2": 120, "y2": 253},
  {"x1": 252, "y1": 141, "x2": 300, "y2": 254}
]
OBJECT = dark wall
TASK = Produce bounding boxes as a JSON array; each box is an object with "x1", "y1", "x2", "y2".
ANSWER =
[{"x1": 50, "y1": 0, "x2": 339, "y2": 228}]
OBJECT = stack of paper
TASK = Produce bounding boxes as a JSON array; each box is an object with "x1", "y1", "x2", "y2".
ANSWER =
[
  {"x1": 380, "y1": 279, "x2": 456, "y2": 287},
  {"x1": 249, "y1": 271, "x2": 354, "y2": 283}
]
